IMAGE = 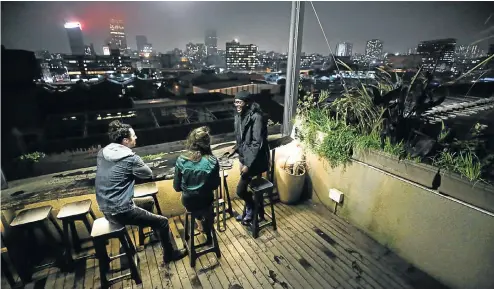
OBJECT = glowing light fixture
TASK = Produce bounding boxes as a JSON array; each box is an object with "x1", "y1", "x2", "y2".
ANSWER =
[{"x1": 64, "y1": 22, "x2": 81, "y2": 29}]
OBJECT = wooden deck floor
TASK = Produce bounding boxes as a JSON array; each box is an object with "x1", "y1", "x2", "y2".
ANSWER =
[{"x1": 3, "y1": 200, "x2": 445, "y2": 289}]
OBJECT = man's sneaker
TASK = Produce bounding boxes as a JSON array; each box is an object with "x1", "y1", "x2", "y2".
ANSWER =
[
  {"x1": 163, "y1": 249, "x2": 187, "y2": 264},
  {"x1": 235, "y1": 214, "x2": 245, "y2": 222}
]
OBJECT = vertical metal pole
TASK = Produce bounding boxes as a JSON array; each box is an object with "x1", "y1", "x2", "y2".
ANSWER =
[
  {"x1": 1, "y1": 167, "x2": 8, "y2": 189},
  {"x1": 283, "y1": 1, "x2": 305, "y2": 136}
]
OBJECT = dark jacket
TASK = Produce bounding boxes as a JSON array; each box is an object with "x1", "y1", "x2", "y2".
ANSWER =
[
  {"x1": 235, "y1": 102, "x2": 270, "y2": 176},
  {"x1": 173, "y1": 155, "x2": 220, "y2": 212},
  {"x1": 95, "y1": 143, "x2": 153, "y2": 215}
]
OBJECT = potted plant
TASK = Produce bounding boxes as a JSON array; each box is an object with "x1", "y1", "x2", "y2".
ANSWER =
[{"x1": 275, "y1": 153, "x2": 306, "y2": 204}]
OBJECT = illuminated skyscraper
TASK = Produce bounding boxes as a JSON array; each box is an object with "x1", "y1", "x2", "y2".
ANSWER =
[
  {"x1": 417, "y1": 38, "x2": 456, "y2": 72},
  {"x1": 205, "y1": 29, "x2": 218, "y2": 56},
  {"x1": 335, "y1": 42, "x2": 353, "y2": 57},
  {"x1": 226, "y1": 39, "x2": 257, "y2": 71},
  {"x1": 109, "y1": 19, "x2": 127, "y2": 52},
  {"x1": 185, "y1": 43, "x2": 206, "y2": 62},
  {"x1": 365, "y1": 39, "x2": 383, "y2": 62},
  {"x1": 136, "y1": 35, "x2": 148, "y2": 52},
  {"x1": 64, "y1": 22, "x2": 85, "y2": 55}
]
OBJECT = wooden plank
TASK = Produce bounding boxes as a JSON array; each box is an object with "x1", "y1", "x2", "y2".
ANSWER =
[
  {"x1": 213, "y1": 215, "x2": 276, "y2": 289},
  {"x1": 62, "y1": 265, "x2": 76, "y2": 289},
  {"x1": 44, "y1": 265, "x2": 59, "y2": 289},
  {"x1": 269, "y1": 201, "x2": 374, "y2": 289},
  {"x1": 207, "y1": 216, "x2": 263, "y2": 289},
  {"x1": 306, "y1": 203, "x2": 416, "y2": 288},
  {"x1": 173, "y1": 217, "x2": 212, "y2": 289},
  {"x1": 175, "y1": 215, "x2": 254, "y2": 289},
  {"x1": 279, "y1": 202, "x2": 410, "y2": 289},
  {"x1": 230, "y1": 213, "x2": 342, "y2": 289},
  {"x1": 122, "y1": 227, "x2": 137, "y2": 289},
  {"x1": 224, "y1": 205, "x2": 306, "y2": 289},
  {"x1": 174, "y1": 217, "x2": 220, "y2": 289},
  {"x1": 144, "y1": 234, "x2": 165, "y2": 289},
  {"x1": 113, "y1": 235, "x2": 126, "y2": 289},
  {"x1": 168, "y1": 217, "x2": 200, "y2": 289},
  {"x1": 158, "y1": 220, "x2": 186, "y2": 289},
  {"x1": 149, "y1": 239, "x2": 179, "y2": 289},
  {"x1": 133, "y1": 229, "x2": 152, "y2": 289},
  {"x1": 83, "y1": 248, "x2": 97, "y2": 289},
  {"x1": 176, "y1": 216, "x2": 232, "y2": 289},
  {"x1": 276, "y1": 203, "x2": 384, "y2": 289},
  {"x1": 230, "y1": 200, "x2": 327, "y2": 289},
  {"x1": 24, "y1": 266, "x2": 51, "y2": 289},
  {"x1": 289, "y1": 203, "x2": 412, "y2": 288},
  {"x1": 231, "y1": 200, "x2": 337, "y2": 289}
]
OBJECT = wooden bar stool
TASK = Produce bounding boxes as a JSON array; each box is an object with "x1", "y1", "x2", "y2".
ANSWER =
[
  {"x1": 241, "y1": 149, "x2": 277, "y2": 239},
  {"x1": 183, "y1": 205, "x2": 221, "y2": 267},
  {"x1": 214, "y1": 188, "x2": 227, "y2": 232},
  {"x1": 247, "y1": 177, "x2": 277, "y2": 239},
  {"x1": 218, "y1": 169, "x2": 235, "y2": 218},
  {"x1": 1, "y1": 234, "x2": 24, "y2": 288},
  {"x1": 9, "y1": 205, "x2": 65, "y2": 281},
  {"x1": 57, "y1": 199, "x2": 97, "y2": 268},
  {"x1": 91, "y1": 218, "x2": 142, "y2": 289},
  {"x1": 213, "y1": 169, "x2": 231, "y2": 231},
  {"x1": 134, "y1": 182, "x2": 161, "y2": 246}
]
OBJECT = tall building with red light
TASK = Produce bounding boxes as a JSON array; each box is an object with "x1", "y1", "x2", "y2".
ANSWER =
[{"x1": 64, "y1": 22, "x2": 85, "y2": 55}]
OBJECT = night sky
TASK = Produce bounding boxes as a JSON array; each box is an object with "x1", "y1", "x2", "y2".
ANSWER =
[{"x1": 1, "y1": 1, "x2": 492, "y2": 55}]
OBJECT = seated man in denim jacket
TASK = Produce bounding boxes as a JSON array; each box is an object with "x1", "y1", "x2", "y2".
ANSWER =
[{"x1": 95, "y1": 120, "x2": 186, "y2": 264}]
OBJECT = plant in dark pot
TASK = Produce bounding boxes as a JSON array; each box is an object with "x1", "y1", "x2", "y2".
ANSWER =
[{"x1": 275, "y1": 146, "x2": 307, "y2": 204}]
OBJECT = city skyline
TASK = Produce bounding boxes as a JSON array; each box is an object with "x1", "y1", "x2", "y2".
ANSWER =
[{"x1": 1, "y1": 1, "x2": 492, "y2": 55}]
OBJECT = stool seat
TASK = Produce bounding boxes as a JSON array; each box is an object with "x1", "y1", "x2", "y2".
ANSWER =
[
  {"x1": 134, "y1": 183, "x2": 158, "y2": 198},
  {"x1": 249, "y1": 178, "x2": 274, "y2": 192},
  {"x1": 10, "y1": 206, "x2": 52, "y2": 227},
  {"x1": 57, "y1": 200, "x2": 92, "y2": 219},
  {"x1": 91, "y1": 218, "x2": 125, "y2": 238}
]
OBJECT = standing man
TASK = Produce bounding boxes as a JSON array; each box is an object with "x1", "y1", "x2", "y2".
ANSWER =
[
  {"x1": 95, "y1": 120, "x2": 186, "y2": 264},
  {"x1": 226, "y1": 90, "x2": 270, "y2": 225}
]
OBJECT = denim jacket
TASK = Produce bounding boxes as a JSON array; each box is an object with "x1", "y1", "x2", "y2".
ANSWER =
[{"x1": 95, "y1": 143, "x2": 153, "y2": 215}]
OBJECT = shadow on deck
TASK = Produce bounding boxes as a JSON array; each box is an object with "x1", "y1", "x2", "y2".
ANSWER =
[{"x1": 2, "y1": 200, "x2": 447, "y2": 289}]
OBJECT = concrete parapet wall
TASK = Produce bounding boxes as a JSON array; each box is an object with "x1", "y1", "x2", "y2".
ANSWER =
[{"x1": 304, "y1": 149, "x2": 494, "y2": 289}]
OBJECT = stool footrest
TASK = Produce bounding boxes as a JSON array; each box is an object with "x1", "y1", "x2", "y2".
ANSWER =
[
  {"x1": 195, "y1": 247, "x2": 218, "y2": 256},
  {"x1": 109, "y1": 253, "x2": 126, "y2": 261},
  {"x1": 108, "y1": 273, "x2": 132, "y2": 284},
  {"x1": 259, "y1": 221, "x2": 274, "y2": 230}
]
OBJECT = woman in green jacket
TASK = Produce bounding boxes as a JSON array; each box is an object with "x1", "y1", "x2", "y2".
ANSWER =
[{"x1": 173, "y1": 126, "x2": 220, "y2": 243}]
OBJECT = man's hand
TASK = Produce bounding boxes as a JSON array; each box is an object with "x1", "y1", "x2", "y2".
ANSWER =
[
  {"x1": 241, "y1": 165, "x2": 249, "y2": 176},
  {"x1": 223, "y1": 146, "x2": 236, "y2": 158}
]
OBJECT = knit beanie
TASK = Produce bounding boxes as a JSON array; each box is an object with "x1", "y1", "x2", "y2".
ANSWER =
[{"x1": 235, "y1": 90, "x2": 251, "y2": 102}]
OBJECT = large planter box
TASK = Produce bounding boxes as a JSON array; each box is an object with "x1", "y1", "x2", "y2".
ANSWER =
[
  {"x1": 352, "y1": 149, "x2": 440, "y2": 189},
  {"x1": 439, "y1": 171, "x2": 494, "y2": 213}
]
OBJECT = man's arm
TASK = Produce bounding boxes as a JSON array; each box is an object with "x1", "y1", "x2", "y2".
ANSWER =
[
  {"x1": 243, "y1": 113, "x2": 263, "y2": 168},
  {"x1": 132, "y1": 155, "x2": 153, "y2": 179}
]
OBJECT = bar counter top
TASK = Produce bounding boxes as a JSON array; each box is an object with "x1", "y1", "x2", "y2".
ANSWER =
[{"x1": 1, "y1": 135, "x2": 292, "y2": 210}]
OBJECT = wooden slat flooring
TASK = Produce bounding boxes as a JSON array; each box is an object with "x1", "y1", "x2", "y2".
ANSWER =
[{"x1": 3, "y1": 201, "x2": 442, "y2": 289}]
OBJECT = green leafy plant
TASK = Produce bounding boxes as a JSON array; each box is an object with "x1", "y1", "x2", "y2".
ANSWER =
[
  {"x1": 316, "y1": 122, "x2": 358, "y2": 168},
  {"x1": 433, "y1": 150, "x2": 483, "y2": 182},
  {"x1": 141, "y1": 152, "x2": 168, "y2": 162},
  {"x1": 18, "y1": 152, "x2": 46, "y2": 163}
]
